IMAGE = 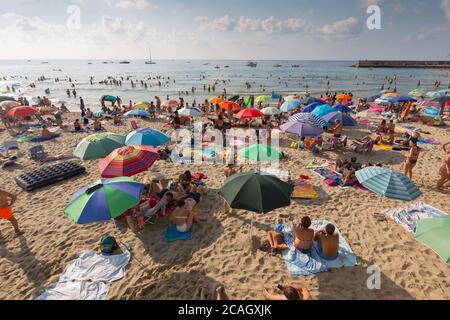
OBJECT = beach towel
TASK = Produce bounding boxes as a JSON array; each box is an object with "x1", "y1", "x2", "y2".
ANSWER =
[
  {"x1": 17, "y1": 134, "x2": 34, "y2": 143},
  {"x1": 374, "y1": 143, "x2": 392, "y2": 150},
  {"x1": 384, "y1": 203, "x2": 448, "y2": 233},
  {"x1": 305, "y1": 157, "x2": 333, "y2": 169},
  {"x1": 35, "y1": 281, "x2": 109, "y2": 300},
  {"x1": 291, "y1": 180, "x2": 319, "y2": 199},
  {"x1": 312, "y1": 168, "x2": 344, "y2": 187},
  {"x1": 30, "y1": 134, "x2": 60, "y2": 143},
  {"x1": 164, "y1": 224, "x2": 196, "y2": 242},
  {"x1": 417, "y1": 138, "x2": 440, "y2": 145}
]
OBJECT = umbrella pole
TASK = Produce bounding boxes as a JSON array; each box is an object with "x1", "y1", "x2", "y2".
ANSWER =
[{"x1": 250, "y1": 211, "x2": 254, "y2": 241}]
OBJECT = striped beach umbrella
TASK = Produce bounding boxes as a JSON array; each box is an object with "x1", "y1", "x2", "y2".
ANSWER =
[
  {"x1": 74, "y1": 133, "x2": 126, "y2": 160},
  {"x1": 99, "y1": 145, "x2": 159, "y2": 178},
  {"x1": 289, "y1": 113, "x2": 328, "y2": 127},
  {"x1": 355, "y1": 167, "x2": 421, "y2": 201},
  {"x1": 64, "y1": 177, "x2": 145, "y2": 224}
]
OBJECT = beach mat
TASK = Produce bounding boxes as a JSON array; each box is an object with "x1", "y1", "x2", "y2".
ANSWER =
[
  {"x1": 306, "y1": 157, "x2": 333, "y2": 169},
  {"x1": 35, "y1": 281, "x2": 109, "y2": 300},
  {"x1": 312, "y1": 168, "x2": 344, "y2": 187},
  {"x1": 276, "y1": 221, "x2": 358, "y2": 276},
  {"x1": 291, "y1": 180, "x2": 319, "y2": 199},
  {"x1": 164, "y1": 224, "x2": 196, "y2": 242},
  {"x1": 384, "y1": 202, "x2": 448, "y2": 233}
]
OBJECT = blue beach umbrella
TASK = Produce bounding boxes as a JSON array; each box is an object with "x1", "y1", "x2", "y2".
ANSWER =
[
  {"x1": 64, "y1": 177, "x2": 145, "y2": 224},
  {"x1": 322, "y1": 111, "x2": 357, "y2": 126},
  {"x1": 302, "y1": 97, "x2": 323, "y2": 105},
  {"x1": 389, "y1": 96, "x2": 417, "y2": 103},
  {"x1": 302, "y1": 102, "x2": 322, "y2": 113},
  {"x1": 124, "y1": 109, "x2": 150, "y2": 118},
  {"x1": 288, "y1": 112, "x2": 328, "y2": 127},
  {"x1": 280, "y1": 99, "x2": 302, "y2": 112},
  {"x1": 125, "y1": 128, "x2": 170, "y2": 147},
  {"x1": 311, "y1": 104, "x2": 334, "y2": 118},
  {"x1": 333, "y1": 104, "x2": 352, "y2": 113},
  {"x1": 355, "y1": 167, "x2": 421, "y2": 201},
  {"x1": 280, "y1": 121, "x2": 323, "y2": 137}
]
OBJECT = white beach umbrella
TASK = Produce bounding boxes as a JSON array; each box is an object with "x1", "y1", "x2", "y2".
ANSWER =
[{"x1": 178, "y1": 107, "x2": 203, "y2": 117}]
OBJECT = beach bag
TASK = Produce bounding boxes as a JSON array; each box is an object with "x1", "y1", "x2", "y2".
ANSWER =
[{"x1": 100, "y1": 235, "x2": 118, "y2": 255}]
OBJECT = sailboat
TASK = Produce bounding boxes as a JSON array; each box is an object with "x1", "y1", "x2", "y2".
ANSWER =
[{"x1": 145, "y1": 48, "x2": 156, "y2": 65}]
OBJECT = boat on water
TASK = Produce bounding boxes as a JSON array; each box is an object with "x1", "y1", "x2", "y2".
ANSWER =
[
  {"x1": 203, "y1": 63, "x2": 210, "y2": 66},
  {"x1": 274, "y1": 64, "x2": 282, "y2": 67},
  {"x1": 214, "y1": 65, "x2": 220, "y2": 69},
  {"x1": 145, "y1": 48, "x2": 156, "y2": 65},
  {"x1": 119, "y1": 61, "x2": 131, "y2": 64},
  {"x1": 224, "y1": 65, "x2": 230, "y2": 68},
  {"x1": 246, "y1": 61, "x2": 257, "y2": 67},
  {"x1": 291, "y1": 64, "x2": 300, "y2": 68}
]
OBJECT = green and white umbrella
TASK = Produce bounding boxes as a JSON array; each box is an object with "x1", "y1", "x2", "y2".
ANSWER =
[
  {"x1": 261, "y1": 107, "x2": 281, "y2": 116},
  {"x1": 239, "y1": 144, "x2": 283, "y2": 162},
  {"x1": 415, "y1": 215, "x2": 450, "y2": 263},
  {"x1": 356, "y1": 167, "x2": 421, "y2": 201},
  {"x1": 74, "y1": 133, "x2": 126, "y2": 160}
]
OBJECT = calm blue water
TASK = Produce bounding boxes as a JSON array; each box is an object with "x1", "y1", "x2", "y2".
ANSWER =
[{"x1": 0, "y1": 60, "x2": 448, "y2": 112}]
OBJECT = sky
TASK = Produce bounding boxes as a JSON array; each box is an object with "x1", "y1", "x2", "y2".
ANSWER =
[{"x1": 0, "y1": 0, "x2": 449, "y2": 60}]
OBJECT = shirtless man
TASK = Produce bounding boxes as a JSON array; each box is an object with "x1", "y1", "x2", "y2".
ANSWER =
[
  {"x1": 263, "y1": 284, "x2": 312, "y2": 301},
  {"x1": 387, "y1": 120, "x2": 396, "y2": 144},
  {"x1": 314, "y1": 223, "x2": 339, "y2": 260},
  {"x1": 172, "y1": 199, "x2": 203, "y2": 233},
  {"x1": 0, "y1": 189, "x2": 22, "y2": 235},
  {"x1": 292, "y1": 216, "x2": 314, "y2": 253},
  {"x1": 437, "y1": 147, "x2": 450, "y2": 189},
  {"x1": 41, "y1": 125, "x2": 56, "y2": 139},
  {"x1": 332, "y1": 120, "x2": 343, "y2": 149}
]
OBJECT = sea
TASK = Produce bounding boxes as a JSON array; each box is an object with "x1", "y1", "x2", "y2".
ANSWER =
[{"x1": 0, "y1": 60, "x2": 449, "y2": 112}]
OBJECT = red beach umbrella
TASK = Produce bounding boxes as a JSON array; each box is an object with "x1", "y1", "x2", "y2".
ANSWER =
[
  {"x1": 7, "y1": 106, "x2": 38, "y2": 117},
  {"x1": 235, "y1": 108, "x2": 263, "y2": 119}
]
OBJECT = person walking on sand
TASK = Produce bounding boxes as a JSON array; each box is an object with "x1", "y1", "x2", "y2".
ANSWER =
[
  {"x1": 0, "y1": 189, "x2": 22, "y2": 236},
  {"x1": 403, "y1": 140, "x2": 420, "y2": 180},
  {"x1": 437, "y1": 145, "x2": 450, "y2": 189}
]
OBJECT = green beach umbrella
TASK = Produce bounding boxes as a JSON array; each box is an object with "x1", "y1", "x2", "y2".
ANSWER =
[
  {"x1": 239, "y1": 144, "x2": 282, "y2": 162},
  {"x1": 74, "y1": 133, "x2": 126, "y2": 160},
  {"x1": 255, "y1": 95, "x2": 270, "y2": 105},
  {"x1": 219, "y1": 172, "x2": 293, "y2": 214},
  {"x1": 64, "y1": 177, "x2": 145, "y2": 224},
  {"x1": 415, "y1": 216, "x2": 450, "y2": 263}
]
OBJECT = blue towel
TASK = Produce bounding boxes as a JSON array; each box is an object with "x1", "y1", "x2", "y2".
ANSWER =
[
  {"x1": 164, "y1": 224, "x2": 195, "y2": 243},
  {"x1": 30, "y1": 135, "x2": 60, "y2": 143},
  {"x1": 276, "y1": 220, "x2": 358, "y2": 276}
]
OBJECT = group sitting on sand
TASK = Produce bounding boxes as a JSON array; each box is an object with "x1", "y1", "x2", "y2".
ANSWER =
[{"x1": 266, "y1": 216, "x2": 340, "y2": 260}]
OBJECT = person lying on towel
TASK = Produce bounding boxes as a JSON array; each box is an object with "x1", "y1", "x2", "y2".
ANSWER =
[
  {"x1": 172, "y1": 198, "x2": 205, "y2": 233},
  {"x1": 41, "y1": 125, "x2": 59, "y2": 139},
  {"x1": 314, "y1": 223, "x2": 339, "y2": 260}
]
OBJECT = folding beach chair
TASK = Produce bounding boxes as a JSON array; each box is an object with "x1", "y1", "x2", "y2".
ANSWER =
[{"x1": 28, "y1": 145, "x2": 48, "y2": 161}]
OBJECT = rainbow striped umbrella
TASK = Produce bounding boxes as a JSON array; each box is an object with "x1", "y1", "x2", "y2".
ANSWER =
[{"x1": 99, "y1": 145, "x2": 159, "y2": 178}]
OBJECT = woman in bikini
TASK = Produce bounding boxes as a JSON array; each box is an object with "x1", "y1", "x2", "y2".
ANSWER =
[
  {"x1": 404, "y1": 140, "x2": 420, "y2": 180},
  {"x1": 292, "y1": 216, "x2": 314, "y2": 253},
  {"x1": 172, "y1": 199, "x2": 204, "y2": 233}
]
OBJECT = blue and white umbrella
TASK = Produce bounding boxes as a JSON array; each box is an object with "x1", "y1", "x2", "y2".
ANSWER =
[
  {"x1": 125, "y1": 128, "x2": 170, "y2": 147},
  {"x1": 289, "y1": 113, "x2": 328, "y2": 127},
  {"x1": 356, "y1": 167, "x2": 421, "y2": 201},
  {"x1": 178, "y1": 107, "x2": 203, "y2": 117},
  {"x1": 280, "y1": 99, "x2": 302, "y2": 112},
  {"x1": 124, "y1": 109, "x2": 150, "y2": 118}
]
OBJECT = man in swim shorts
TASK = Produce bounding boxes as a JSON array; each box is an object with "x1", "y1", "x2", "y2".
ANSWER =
[
  {"x1": 314, "y1": 223, "x2": 339, "y2": 260},
  {"x1": 0, "y1": 189, "x2": 22, "y2": 235}
]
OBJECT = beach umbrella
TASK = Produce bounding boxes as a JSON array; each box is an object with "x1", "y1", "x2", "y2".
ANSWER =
[
  {"x1": 0, "y1": 101, "x2": 20, "y2": 109},
  {"x1": 99, "y1": 145, "x2": 159, "y2": 178},
  {"x1": 409, "y1": 88, "x2": 426, "y2": 98},
  {"x1": 367, "y1": 95, "x2": 381, "y2": 102},
  {"x1": 235, "y1": 108, "x2": 263, "y2": 119},
  {"x1": 389, "y1": 96, "x2": 417, "y2": 103},
  {"x1": 333, "y1": 104, "x2": 352, "y2": 113},
  {"x1": 438, "y1": 89, "x2": 450, "y2": 95},
  {"x1": 7, "y1": 106, "x2": 38, "y2": 117},
  {"x1": 261, "y1": 107, "x2": 281, "y2": 116},
  {"x1": 0, "y1": 96, "x2": 16, "y2": 102},
  {"x1": 288, "y1": 113, "x2": 328, "y2": 127},
  {"x1": 415, "y1": 216, "x2": 450, "y2": 263},
  {"x1": 322, "y1": 111, "x2": 357, "y2": 126},
  {"x1": 219, "y1": 172, "x2": 292, "y2": 214},
  {"x1": 280, "y1": 99, "x2": 301, "y2": 112},
  {"x1": 355, "y1": 167, "x2": 421, "y2": 201},
  {"x1": 375, "y1": 98, "x2": 392, "y2": 105},
  {"x1": 302, "y1": 102, "x2": 322, "y2": 113},
  {"x1": 255, "y1": 95, "x2": 271, "y2": 105},
  {"x1": 383, "y1": 92, "x2": 400, "y2": 98},
  {"x1": 311, "y1": 104, "x2": 334, "y2": 118},
  {"x1": 124, "y1": 109, "x2": 150, "y2": 118},
  {"x1": 284, "y1": 95, "x2": 300, "y2": 101},
  {"x1": 37, "y1": 106, "x2": 55, "y2": 113},
  {"x1": 280, "y1": 121, "x2": 323, "y2": 137},
  {"x1": 336, "y1": 93, "x2": 352, "y2": 100},
  {"x1": 100, "y1": 95, "x2": 117, "y2": 103},
  {"x1": 229, "y1": 95, "x2": 240, "y2": 102},
  {"x1": 302, "y1": 97, "x2": 322, "y2": 105},
  {"x1": 134, "y1": 101, "x2": 151, "y2": 109},
  {"x1": 178, "y1": 107, "x2": 203, "y2": 117},
  {"x1": 161, "y1": 99, "x2": 179, "y2": 109},
  {"x1": 426, "y1": 91, "x2": 441, "y2": 99},
  {"x1": 74, "y1": 133, "x2": 126, "y2": 160},
  {"x1": 210, "y1": 97, "x2": 224, "y2": 104},
  {"x1": 219, "y1": 101, "x2": 241, "y2": 113},
  {"x1": 125, "y1": 128, "x2": 170, "y2": 147},
  {"x1": 239, "y1": 144, "x2": 282, "y2": 162},
  {"x1": 63, "y1": 177, "x2": 145, "y2": 224}
]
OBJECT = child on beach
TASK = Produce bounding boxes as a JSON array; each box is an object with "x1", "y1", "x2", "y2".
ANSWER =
[{"x1": 0, "y1": 189, "x2": 22, "y2": 236}]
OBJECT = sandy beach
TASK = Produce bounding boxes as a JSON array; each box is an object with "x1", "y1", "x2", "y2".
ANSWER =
[{"x1": 1, "y1": 111, "x2": 449, "y2": 300}]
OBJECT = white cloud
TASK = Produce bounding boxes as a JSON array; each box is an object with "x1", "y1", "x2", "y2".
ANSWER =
[
  {"x1": 116, "y1": 0, "x2": 149, "y2": 9},
  {"x1": 442, "y1": 0, "x2": 450, "y2": 21},
  {"x1": 194, "y1": 15, "x2": 235, "y2": 31},
  {"x1": 356, "y1": 0, "x2": 384, "y2": 7},
  {"x1": 317, "y1": 17, "x2": 360, "y2": 37}
]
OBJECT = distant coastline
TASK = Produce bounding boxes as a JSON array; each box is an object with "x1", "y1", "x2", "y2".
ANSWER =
[{"x1": 353, "y1": 60, "x2": 450, "y2": 69}]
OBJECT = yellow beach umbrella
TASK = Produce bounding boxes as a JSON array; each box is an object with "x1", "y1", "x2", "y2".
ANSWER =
[{"x1": 135, "y1": 101, "x2": 150, "y2": 109}]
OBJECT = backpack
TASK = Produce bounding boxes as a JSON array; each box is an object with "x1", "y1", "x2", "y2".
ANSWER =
[{"x1": 100, "y1": 235, "x2": 118, "y2": 255}]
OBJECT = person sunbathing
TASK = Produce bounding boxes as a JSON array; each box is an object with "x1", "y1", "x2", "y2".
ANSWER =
[
  {"x1": 41, "y1": 125, "x2": 58, "y2": 138},
  {"x1": 343, "y1": 163, "x2": 358, "y2": 186},
  {"x1": 314, "y1": 223, "x2": 339, "y2": 260},
  {"x1": 292, "y1": 216, "x2": 314, "y2": 253},
  {"x1": 172, "y1": 199, "x2": 204, "y2": 233},
  {"x1": 263, "y1": 284, "x2": 312, "y2": 301},
  {"x1": 437, "y1": 148, "x2": 450, "y2": 189}
]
